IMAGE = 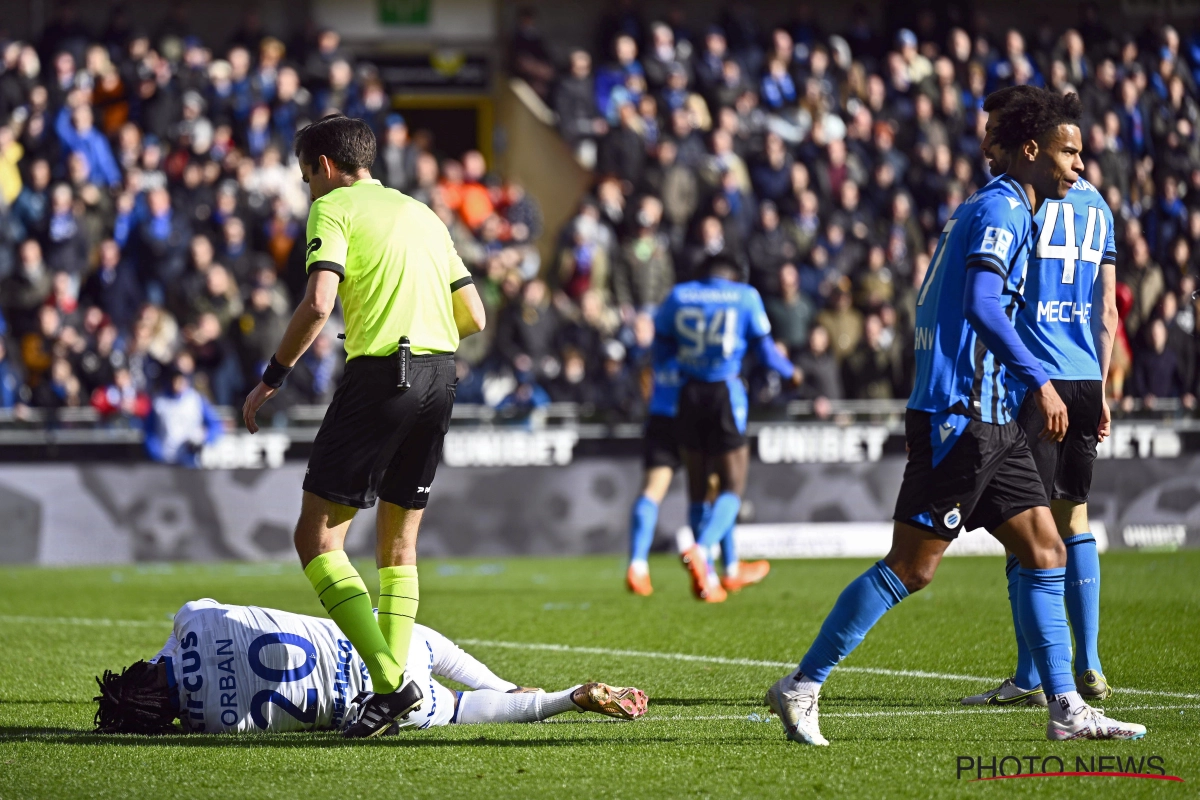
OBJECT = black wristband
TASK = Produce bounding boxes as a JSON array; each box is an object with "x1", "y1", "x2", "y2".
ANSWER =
[{"x1": 262, "y1": 354, "x2": 292, "y2": 389}]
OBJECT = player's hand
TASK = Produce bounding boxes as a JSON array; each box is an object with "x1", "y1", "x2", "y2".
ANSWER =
[
  {"x1": 241, "y1": 381, "x2": 278, "y2": 434},
  {"x1": 1033, "y1": 381, "x2": 1068, "y2": 443},
  {"x1": 1097, "y1": 396, "x2": 1111, "y2": 442}
]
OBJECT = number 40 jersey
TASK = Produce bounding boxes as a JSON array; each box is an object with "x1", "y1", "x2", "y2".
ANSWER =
[
  {"x1": 152, "y1": 599, "x2": 371, "y2": 733},
  {"x1": 1016, "y1": 177, "x2": 1117, "y2": 381}
]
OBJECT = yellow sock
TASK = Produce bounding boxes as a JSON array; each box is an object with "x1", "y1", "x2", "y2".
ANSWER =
[
  {"x1": 378, "y1": 565, "x2": 419, "y2": 670},
  {"x1": 303, "y1": 551, "x2": 403, "y2": 694}
]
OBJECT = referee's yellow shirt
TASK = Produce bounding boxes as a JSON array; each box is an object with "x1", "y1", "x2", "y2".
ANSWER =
[{"x1": 304, "y1": 179, "x2": 472, "y2": 359}]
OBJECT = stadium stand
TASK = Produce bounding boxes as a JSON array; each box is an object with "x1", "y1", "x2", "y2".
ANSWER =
[{"x1": 0, "y1": 3, "x2": 1198, "y2": 461}]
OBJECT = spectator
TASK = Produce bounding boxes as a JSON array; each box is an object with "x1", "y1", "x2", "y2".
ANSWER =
[
  {"x1": 41, "y1": 183, "x2": 88, "y2": 278},
  {"x1": 842, "y1": 313, "x2": 901, "y2": 399},
  {"x1": 556, "y1": 50, "x2": 607, "y2": 168},
  {"x1": 509, "y1": 7, "x2": 556, "y2": 101},
  {"x1": 613, "y1": 196, "x2": 674, "y2": 315},
  {"x1": 1, "y1": 239, "x2": 52, "y2": 336},
  {"x1": 1131, "y1": 318, "x2": 1188, "y2": 402},
  {"x1": 747, "y1": 201, "x2": 797, "y2": 295},
  {"x1": 794, "y1": 324, "x2": 843, "y2": 400},
  {"x1": 144, "y1": 366, "x2": 223, "y2": 467},
  {"x1": 1120, "y1": 236, "x2": 1166, "y2": 341},
  {"x1": 0, "y1": 337, "x2": 19, "y2": 408},
  {"x1": 765, "y1": 263, "x2": 815, "y2": 352},
  {"x1": 54, "y1": 93, "x2": 122, "y2": 187},
  {"x1": 376, "y1": 114, "x2": 417, "y2": 192},
  {"x1": 90, "y1": 366, "x2": 151, "y2": 420},
  {"x1": 495, "y1": 278, "x2": 560, "y2": 378},
  {"x1": 282, "y1": 332, "x2": 343, "y2": 406},
  {"x1": 816, "y1": 289, "x2": 864, "y2": 362}
]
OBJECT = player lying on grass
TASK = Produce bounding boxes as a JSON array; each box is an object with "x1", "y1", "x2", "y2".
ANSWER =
[{"x1": 93, "y1": 599, "x2": 647, "y2": 735}]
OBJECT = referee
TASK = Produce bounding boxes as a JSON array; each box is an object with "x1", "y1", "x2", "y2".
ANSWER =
[{"x1": 241, "y1": 115, "x2": 486, "y2": 738}]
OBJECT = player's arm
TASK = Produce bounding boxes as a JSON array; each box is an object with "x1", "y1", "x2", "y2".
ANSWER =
[
  {"x1": 243, "y1": 199, "x2": 345, "y2": 433},
  {"x1": 653, "y1": 295, "x2": 679, "y2": 361},
  {"x1": 745, "y1": 288, "x2": 796, "y2": 381},
  {"x1": 1091, "y1": 261, "x2": 1118, "y2": 440},
  {"x1": 961, "y1": 211, "x2": 1065, "y2": 441}
]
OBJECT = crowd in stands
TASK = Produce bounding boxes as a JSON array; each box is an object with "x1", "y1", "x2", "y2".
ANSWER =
[
  {"x1": 514, "y1": 3, "x2": 1200, "y2": 413},
  {"x1": 1, "y1": 4, "x2": 1199, "y2": 467}
]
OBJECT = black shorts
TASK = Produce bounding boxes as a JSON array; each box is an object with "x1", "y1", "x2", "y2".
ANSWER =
[
  {"x1": 643, "y1": 414, "x2": 682, "y2": 471},
  {"x1": 304, "y1": 353, "x2": 457, "y2": 510},
  {"x1": 676, "y1": 379, "x2": 748, "y2": 455},
  {"x1": 893, "y1": 409, "x2": 1048, "y2": 539},
  {"x1": 1016, "y1": 379, "x2": 1102, "y2": 504}
]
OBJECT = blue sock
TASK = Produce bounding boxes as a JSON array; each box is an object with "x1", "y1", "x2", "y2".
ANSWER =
[
  {"x1": 687, "y1": 502, "x2": 710, "y2": 545},
  {"x1": 629, "y1": 496, "x2": 658, "y2": 564},
  {"x1": 1063, "y1": 533, "x2": 1102, "y2": 676},
  {"x1": 720, "y1": 516, "x2": 737, "y2": 571},
  {"x1": 1017, "y1": 567, "x2": 1075, "y2": 697},
  {"x1": 797, "y1": 561, "x2": 909, "y2": 683},
  {"x1": 1007, "y1": 556, "x2": 1039, "y2": 689},
  {"x1": 698, "y1": 492, "x2": 740, "y2": 549}
]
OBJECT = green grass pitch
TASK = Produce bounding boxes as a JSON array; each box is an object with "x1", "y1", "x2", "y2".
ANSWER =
[{"x1": 1, "y1": 551, "x2": 1198, "y2": 799}]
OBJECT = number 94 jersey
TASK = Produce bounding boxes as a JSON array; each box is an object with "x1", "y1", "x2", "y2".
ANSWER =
[
  {"x1": 654, "y1": 277, "x2": 773, "y2": 382},
  {"x1": 1016, "y1": 178, "x2": 1116, "y2": 381},
  {"x1": 152, "y1": 599, "x2": 370, "y2": 733}
]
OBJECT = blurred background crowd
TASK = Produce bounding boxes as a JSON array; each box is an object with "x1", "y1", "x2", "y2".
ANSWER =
[{"x1": 1, "y1": 2, "x2": 1199, "y2": 464}]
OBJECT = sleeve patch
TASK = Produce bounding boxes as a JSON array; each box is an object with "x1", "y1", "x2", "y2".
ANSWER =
[
  {"x1": 306, "y1": 237, "x2": 322, "y2": 260},
  {"x1": 980, "y1": 227, "x2": 1014, "y2": 260}
]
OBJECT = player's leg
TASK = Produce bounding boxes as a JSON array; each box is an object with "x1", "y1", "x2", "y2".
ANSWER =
[
  {"x1": 1051, "y1": 379, "x2": 1107, "y2": 698},
  {"x1": 985, "y1": 430, "x2": 1142, "y2": 740},
  {"x1": 455, "y1": 684, "x2": 648, "y2": 723},
  {"x1": 296, "y1": 491, "x2": 407, "y2": 697},
  {"x1": 767, "y1": 521, "x2": 941, "y2": 746},
  {"x1": 423, "y1": 626, "x2": 519, "y2": 692},
  {"x1": 627, "y1": 461, "x2": 673, "y2": 596},
  {"x1": 679, "y1": 446, "x2": 722, "y2": 600}
]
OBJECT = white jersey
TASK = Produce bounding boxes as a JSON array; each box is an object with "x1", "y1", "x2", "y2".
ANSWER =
[{"x1": 152, "y1": 599, "x2": 465, "y2": 733}]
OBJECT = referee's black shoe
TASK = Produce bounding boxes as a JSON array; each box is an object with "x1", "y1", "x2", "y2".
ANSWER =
[{"x1": 342, "y1": 677, "x2": 424, "y2": 738}]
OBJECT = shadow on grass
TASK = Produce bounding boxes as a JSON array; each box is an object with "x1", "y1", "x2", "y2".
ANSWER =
[
  {"x1": 650, "y1": 698, "x2": 754, "y2": 707},
  {"x1": 0, "y1": 728, "x2": 724, "y2": 749}
]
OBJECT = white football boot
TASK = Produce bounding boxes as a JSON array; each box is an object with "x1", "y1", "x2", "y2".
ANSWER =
[
  {"x1": 766, "y1": 674, "x2": 829, "y2": 746},
  {"x1": 1046, "y1": 701, "x2": 1146, "y2": 741}
]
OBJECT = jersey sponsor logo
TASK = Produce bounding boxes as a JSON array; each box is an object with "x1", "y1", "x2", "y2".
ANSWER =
[
  {"x1": 306, "y1": 237, "x2": 322, "y2": 259},
  {"x1": 943, "y1": 508, "x2": 962, "y2": 529},
  {"x1": 980, "y1": 227, "x2": 1014, "y2": 259},
  {"x1": 1037, "y1": 300, "x2": 1092, "y2": 323}
]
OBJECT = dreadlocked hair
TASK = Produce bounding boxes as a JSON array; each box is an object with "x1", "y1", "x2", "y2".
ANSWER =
[
  {"x1": 991, "y1": 88, "x2": 1084, "y2": 150},
  {"x1": 94, "y1": 660, "x2": 177, "y2": 735}
]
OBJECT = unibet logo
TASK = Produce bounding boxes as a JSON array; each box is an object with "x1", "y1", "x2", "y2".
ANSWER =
[
  {"x1": 306, "y1": 237, "x2": 322, "y2": 259},
  {"x1": 943, "y1": 508, "x2": 962, "y2": 529}
]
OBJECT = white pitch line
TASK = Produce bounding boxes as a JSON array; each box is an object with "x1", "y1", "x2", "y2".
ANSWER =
[
  {"x1": 2, "y1": 616, "x2": 1197, "y2": 701},
  {"x1": 455, "y1": 638, "x2": 1200, "y2": 701}
]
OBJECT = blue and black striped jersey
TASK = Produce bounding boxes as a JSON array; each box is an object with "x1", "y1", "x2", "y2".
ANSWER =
[{"x1": 908, "y1": 175, "x2": 1036, "y2": 424}]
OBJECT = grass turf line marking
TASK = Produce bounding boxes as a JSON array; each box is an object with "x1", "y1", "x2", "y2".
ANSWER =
[
  {"x1": 3, "y1": 616, "x2": 1197, "y2": 701},
  {"x1": 455, "y1": 637, "x2": 1200, "y2": 700}
]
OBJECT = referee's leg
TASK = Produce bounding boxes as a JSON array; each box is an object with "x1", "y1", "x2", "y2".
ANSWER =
[
  {"x1": 375, "y1": 500, "x2": 422, "y2": 670},
  {"x1": 295, "y1": 491, "x2": 406, "y2": 694}
]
